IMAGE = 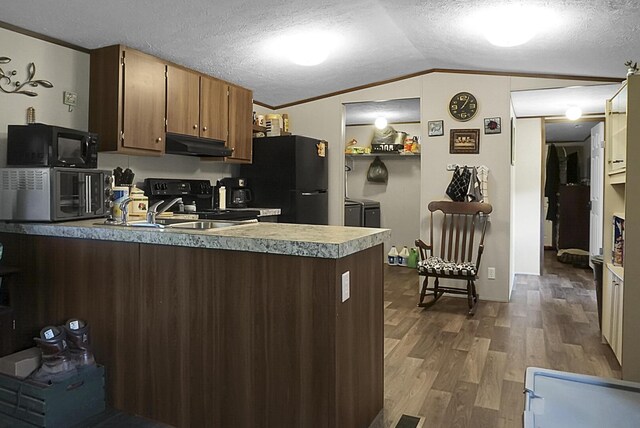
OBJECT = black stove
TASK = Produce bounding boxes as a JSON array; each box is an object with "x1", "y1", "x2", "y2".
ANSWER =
[{"x1": 144, "y1": 178, "x2": 260, "y2": 221}]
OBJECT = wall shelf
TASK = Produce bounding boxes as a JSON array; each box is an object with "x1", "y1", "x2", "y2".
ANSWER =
[{"x1": 345, "y1": 153, "x2": 421, "y2": 158}]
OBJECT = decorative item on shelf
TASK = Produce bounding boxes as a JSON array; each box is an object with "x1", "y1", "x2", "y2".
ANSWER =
[
  {"x1": 345, "y1": 138, "x2": 371, "y2": 155},
  {"x1": 612, "y1": 215, "x2": 624, "y2": 266},
  {"x1": 0, "y1": 56, "x2": 53, "y2": 97},
  {"x1": 449, "y1": 92, "x2": 478, "y2": 122},
  {"x1": 484, "y1": 117, "x2": 501, "y2": 134},
  {"x1": 625, "y1": 60, "x2": 639, "y2": 77},
  {"x1": 428, "y1": 120, "x2": 444, "y2": 137},
  {"x1": 450, "y1": 129, "x2": 480, "y2": 154},
  {"x1": 255, "y1": 114, "x2": 265, "y2": 127},
  {"x1": 266, "y1": 117, "x2": 281, "y2": 136},
  {"x1": 282, "y1": 114, "x2": 290, "y2": 133}
]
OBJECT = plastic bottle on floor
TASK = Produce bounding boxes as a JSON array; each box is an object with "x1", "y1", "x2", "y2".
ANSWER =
[
  {"x1": 388, "y1": 246, "x2": 398, "y2": 266},
  {"x1": 398, "y1": 246, "x2": 410, "y2": 267}
]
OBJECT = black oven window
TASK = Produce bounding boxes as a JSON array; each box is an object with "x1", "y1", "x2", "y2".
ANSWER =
[{"x1": 58, "y1": 136, "x2": 83, "y2": 164}]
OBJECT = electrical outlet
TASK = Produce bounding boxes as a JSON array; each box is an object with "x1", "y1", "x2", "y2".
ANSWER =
[
  {"x1": 341, "y1": 271, "x2": 350, "y2": 302},
  {"x1": 487, "y1": 267, "x2": 496, "y2": 280}
]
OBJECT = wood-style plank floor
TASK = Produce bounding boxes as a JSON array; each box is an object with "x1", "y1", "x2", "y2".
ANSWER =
[{"x1": 370, "y1": 251, "x2": 621, "y2": 428}]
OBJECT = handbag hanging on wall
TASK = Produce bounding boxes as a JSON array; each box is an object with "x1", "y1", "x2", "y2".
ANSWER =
[{"x1": 367, "y1": 156, "x2": 389, "y2": 183}]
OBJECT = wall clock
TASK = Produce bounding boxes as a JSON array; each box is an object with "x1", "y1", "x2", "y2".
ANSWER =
[{"x1": 449, "y1": 92, "x2": 478, "y2": 122}]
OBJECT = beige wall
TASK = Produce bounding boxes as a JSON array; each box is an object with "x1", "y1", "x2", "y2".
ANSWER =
[
  {"x1": 345, "y1": 123, "x2": 421, "y2": 254},
  {"x1": 0, "y1": 27, "x2": 90, "y2": 167},
  {"x1": 422, "y1": 73, "x2": 512, "y2": 301},
  {"x1": 282, "y1": 72, "x2": 605, "y2": 302},
  {"x1": 513, "y1": 118, "x2": 543, "y2": 276}
]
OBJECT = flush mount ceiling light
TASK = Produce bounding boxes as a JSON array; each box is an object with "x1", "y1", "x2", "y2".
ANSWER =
[
  {"x1": 476, "y1": 5, "x2": 557, "y2": 47},
  {"x1": 286, "y1": 32, "x2": 337, "y2": 66},
  {"x1": 374, "y1": 117, "x2": 388, "y2": 129},
  {"x1": 566, "y1": 106, "x2": 583, "y2": 120}
]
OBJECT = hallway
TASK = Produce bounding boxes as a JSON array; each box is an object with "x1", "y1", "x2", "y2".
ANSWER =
[{"x1": 376, "y1": 252, "x2": 620, "y2": 428}]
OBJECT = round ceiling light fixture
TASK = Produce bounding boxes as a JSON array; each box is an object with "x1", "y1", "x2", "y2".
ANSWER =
[
  {"x1": 565, "y1": 106, "x2": 583, "y2": 121},
  {"x1": 287, "y1": 32, "x2": 335, "y2": 66},
  {"x1": 478, "y1": 5, "x2": 556, "y2": 47},
  {"x1": 374, "y1": 117, "x2": 388, "y2": 129}
]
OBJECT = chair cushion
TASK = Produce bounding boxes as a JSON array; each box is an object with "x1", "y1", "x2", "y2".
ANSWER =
[{"x1": 418, "y1": 256, "x2": 477, "y2": 277}]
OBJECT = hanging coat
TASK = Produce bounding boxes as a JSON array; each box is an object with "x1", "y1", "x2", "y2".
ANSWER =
[{"x1": 545, "y1": 144, "x2": 560, "y2": 221}]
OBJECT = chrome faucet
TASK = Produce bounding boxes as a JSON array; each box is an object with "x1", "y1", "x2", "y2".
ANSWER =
[
  {"x1": 147, "y1": 197, "x2": 183, "y2": 224},
  {"x1": 119, "y1": 197, "x2": 132, "y2": 224}
]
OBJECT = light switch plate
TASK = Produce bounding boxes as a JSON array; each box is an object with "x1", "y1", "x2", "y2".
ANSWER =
[
  {"x1": 341, "y1": 271, "x2": 350, "y2": 302},
  {"x1": 63, "y1": 91, "x2": 77, "y2": 106},
  {"x1": 488, "y1": 267, "x2": 496, "y2": 280}
]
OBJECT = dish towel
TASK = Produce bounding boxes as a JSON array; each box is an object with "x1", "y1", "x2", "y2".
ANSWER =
[{"x1": 477, "y1": 165, "x2": 489, "y2": 204}]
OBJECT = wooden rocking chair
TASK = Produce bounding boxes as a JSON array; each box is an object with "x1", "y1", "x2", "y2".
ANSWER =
[{"x1": 415, "y1": 201, "x2": 492, "y2": 315}]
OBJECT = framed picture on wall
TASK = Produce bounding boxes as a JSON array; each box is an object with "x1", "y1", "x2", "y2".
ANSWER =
[
  {"x1": 450, "y1": 129, "x2": 480, "y2": 154},
  {"x1": 484, "y1": 117, "x2": 501, "y2": 134},
  {"x1": 427, "y1": 120, "x2": 444, "y2": 137}
]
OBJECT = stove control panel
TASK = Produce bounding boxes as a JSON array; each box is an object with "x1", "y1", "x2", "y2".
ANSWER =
[{"x1": 144, "y1": 178, "x2": 212, "y2": 197}]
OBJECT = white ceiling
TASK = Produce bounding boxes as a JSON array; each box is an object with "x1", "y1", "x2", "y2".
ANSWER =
[
  {"x1": 545, "y1": 120, "x2": 602, "y2": 143},
  {"x1": 1, "y1": 1, "x2": 638, "y2": 106}
]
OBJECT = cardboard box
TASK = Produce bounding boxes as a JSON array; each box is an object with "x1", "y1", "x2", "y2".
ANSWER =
[{"x1": 0, "y1": 347, "x2": 41, "y2": 378}]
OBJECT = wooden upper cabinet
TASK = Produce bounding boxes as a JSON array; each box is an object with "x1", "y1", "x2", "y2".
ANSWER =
[
  {"x1": 227, "y1": 85, "x2": 253, "y2": 163},
  {"x1": 89, "y1": 45, "x2": 166, "y2": 155},
  {"x1": 200, "y1": 76, "x2": 228, "y2": 142},
  {"x1": 166, "y1": 66, "x2": 200, "y2": 137}
]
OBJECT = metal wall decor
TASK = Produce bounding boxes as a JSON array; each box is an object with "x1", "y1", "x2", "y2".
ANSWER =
[{"x1": 0, "y1": 56, "x2": 53, "y2": 97}]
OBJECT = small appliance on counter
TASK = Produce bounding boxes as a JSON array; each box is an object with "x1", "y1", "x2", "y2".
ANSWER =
[
  {"x1": 0, "y1": 167, "x2": 112, "y2": 222},
  {"x1": 7, "y1": 123, "x2": 98, "y2": 169},
  {"x1": 144, "y1": 178, "x2": 260, "y2": 221},
  {"x1": 219, "y1": 177, "x2": 253, "y2": 208}
]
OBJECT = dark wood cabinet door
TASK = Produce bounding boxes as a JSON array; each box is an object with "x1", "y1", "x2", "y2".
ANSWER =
[
  {"x1": 166, "y1": 66, "x2": 200, "y2": 137},
  {"x1": 200, "y1": 76, "x2": 228, "y2": 142},
  {"x1": 122, "y1": 49, "x2": 166, "y2": 152},
  {"x1": 227, "y1": 85, "x2": 253, "y2": 163}
]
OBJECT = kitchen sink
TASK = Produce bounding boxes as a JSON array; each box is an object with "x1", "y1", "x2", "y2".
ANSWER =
[
  {"x1": 166, "y1": 220, "x2": 238, "y2": 229},
  {"x1": 97, "y1": 218, "x2": 250, "y2": 230}
]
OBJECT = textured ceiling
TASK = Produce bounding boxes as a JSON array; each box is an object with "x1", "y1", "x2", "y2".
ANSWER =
[{"x1": 1, "y1": 0, "x2": 638, "y2": 106}]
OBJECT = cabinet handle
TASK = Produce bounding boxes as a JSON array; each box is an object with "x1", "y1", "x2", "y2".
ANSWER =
[
  {"x1": 156, "y1": 137, "x2": 162, "y2": 143},
  {"x1": 203, "y1": 126, "x2": 208, "y2": 131},
  {"x1": 193, "y1": 124, "x2": 198, "y2": 129}
]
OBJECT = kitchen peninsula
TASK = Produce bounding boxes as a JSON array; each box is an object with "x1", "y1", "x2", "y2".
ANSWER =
[{"x1": 0, "y1": 221, "x2": 389, "y2": 428}]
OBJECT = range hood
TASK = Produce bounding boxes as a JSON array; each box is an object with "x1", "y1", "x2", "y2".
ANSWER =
[{"x1": 164, "y1": 133, "x2": 233, "y2": 157}]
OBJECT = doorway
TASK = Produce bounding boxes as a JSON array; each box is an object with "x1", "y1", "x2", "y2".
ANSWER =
[{"x1": 541, "y1": 118, "x2": 604, "y2": 272}]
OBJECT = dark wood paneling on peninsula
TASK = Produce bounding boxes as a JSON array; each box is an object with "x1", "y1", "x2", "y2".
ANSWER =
[{"x1": 0, "y1": 233, "x2": 383, "y2": 427}]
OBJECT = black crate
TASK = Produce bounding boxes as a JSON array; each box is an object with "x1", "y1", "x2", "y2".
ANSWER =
[
  {"x1": 371, "y1": 143, "x2": 403, "y2": 153},
  {"x1": 0, "y1": 365, "x2": 105, "y2": 427}
]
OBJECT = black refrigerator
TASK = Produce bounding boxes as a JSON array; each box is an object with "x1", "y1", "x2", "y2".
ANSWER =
[{"x1": 240, "y1": 135, "x2": 328, "y2": 225}]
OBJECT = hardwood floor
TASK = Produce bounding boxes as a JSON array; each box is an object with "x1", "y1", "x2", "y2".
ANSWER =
[{"x1": 372, "y1": 251, "x2": 621, "y2": 428}]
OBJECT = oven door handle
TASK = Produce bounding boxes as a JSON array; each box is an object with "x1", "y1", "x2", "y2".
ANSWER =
[{"x1": 85, "y1": 174, "x2": 92, "y2": 213}]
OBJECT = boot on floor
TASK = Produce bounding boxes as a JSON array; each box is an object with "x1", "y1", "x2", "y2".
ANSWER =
[
  {"x1": 64, "y1": 318, "x2": 96, "y2": 369},
  {"x1": 31, "y1": 325, "x2": 77, "y2": 383}
]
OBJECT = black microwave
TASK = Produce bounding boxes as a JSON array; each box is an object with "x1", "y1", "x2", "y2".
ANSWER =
[{"x1": 7, "y1": 123, "x2": 98, "y2": 168}]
